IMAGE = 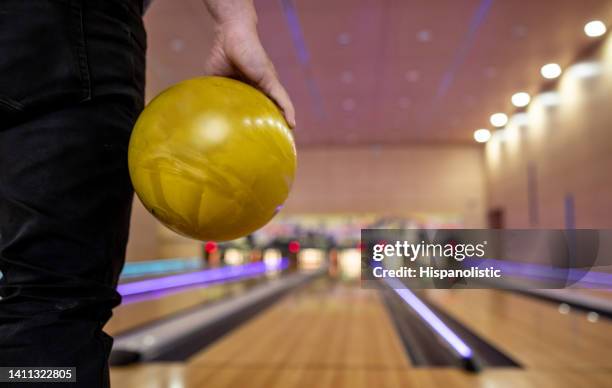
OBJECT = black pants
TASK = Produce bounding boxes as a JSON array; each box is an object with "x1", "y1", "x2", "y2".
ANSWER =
[{"x1": 0, "y1": 1, "x2": 146, "y2": 387}]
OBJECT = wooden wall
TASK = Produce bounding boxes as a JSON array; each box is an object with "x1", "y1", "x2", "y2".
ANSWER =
[
  {"x1": 485, "y1": 35, "x2": 612, "y2": 228},
  {"x1": 126, "y1": 144, "x2": 487, "y2": 260}
]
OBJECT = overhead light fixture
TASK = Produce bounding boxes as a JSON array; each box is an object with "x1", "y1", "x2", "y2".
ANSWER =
[
  {"x1": 474, "y1": 128, "x2": 491, "y2": 143},
  {"x1": 337, "y1": 32, "x2": 351, "y2": 46},
  {"x1": 540, "y1": 63, "x2": 562, "y2": 79},
  {"x1": 511, "y1": 92, "x2": 531, "y2": 107},
  {"x1": 340, "y1": 71, "x2": 353, "y2": 84},
  {"x1": 170, "y1": 38, "x2": 185, "y2": 52},
  {"x1": 398, "y1": 97, "x2": 411, "y2": 109},
  {"x1": 405, "y1": 70, "x2": 420, "y2": 82},
  {"x1": 342, "y1": 98, "x2": 356, "y2": 111},
  {"x1": 489, "y1": 113, "x2": 508, "y2": 127},
  {"x1": 416, "y1": 30, "x2": 432, "y2": 42},
  {"x1": 584, "y1": 20, "x2": 607, "y2": 37},
  {"x1": 512, "y1": 25, "x2": 528, "y2": 38}
]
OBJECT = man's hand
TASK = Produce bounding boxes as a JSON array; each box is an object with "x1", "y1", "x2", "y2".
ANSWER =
[{"x1": 203, "y1": 0, "x2": 296, "y2": 128}]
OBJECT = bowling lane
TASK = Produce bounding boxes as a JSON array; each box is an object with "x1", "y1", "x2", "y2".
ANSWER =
[
  {"x1": 111, "y1": 364, "x2": 612, "y2": 388},
  {"x1": 109, "y1": 276, "x2": 419, "y2": 388},
  {"x1": 422, "y1": 289, "x2": 612, "y2": 368},
  {"x1": 164, "y1": 276, "x2": 412, "y2": 387},
  {"x1": 110, "y1": 280, "x2": 612, "y2": 388},
  {"x1": 189, "y1": 277, "x2": 410, "y2": 369}
]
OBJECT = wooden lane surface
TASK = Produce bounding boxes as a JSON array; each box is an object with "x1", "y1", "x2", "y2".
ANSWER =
[
  {"x1": 112, "y1": 277, "x2": 415, "y2": 388},
  {"x1": 188, "y1": 277, "x2": 411, "y2": 370},
  {"x1": 111, "y1": 364, "x2": 612, "y2": 388},
  {"x1": 110, "y1": 281, "x2": 612, "y2": 388},
  {"x1": 422, "y1": 289, "x2": 612, "y2": 368},
  {"x1": 105, "y1": 281, "x2": 254, "y2": 336}
]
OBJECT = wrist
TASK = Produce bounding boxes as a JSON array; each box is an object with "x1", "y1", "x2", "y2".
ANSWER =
[
  {"x1": 214, "y1": 17, "x2": 257, "y2": 34},
  {"x1": 206, "y1": 0, "x2": 257, "y2": 29}
]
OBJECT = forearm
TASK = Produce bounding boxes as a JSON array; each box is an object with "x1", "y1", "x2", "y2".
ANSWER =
[{"x1": 203, "y1": 0, "x2": 258, "y2": 27}]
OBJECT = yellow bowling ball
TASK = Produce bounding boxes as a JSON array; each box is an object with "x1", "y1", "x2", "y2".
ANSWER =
[{"x1": 128, "y1": 76, "x2": 296, "y2": 241}]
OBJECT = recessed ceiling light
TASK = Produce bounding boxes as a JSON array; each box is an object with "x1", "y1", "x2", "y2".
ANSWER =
[
  {"x1": 540, "y1": 63, "x2": 562, "y2": 79},
  {"x1": 170, "y1": 38, "x2": 185, "y2": 52},
  {"x1": 490, "y1": 113, "x2": 508, "y2": 127},
  {"x1": 337, "y1": 32, "x2": 352, "y2": 46},
  {"x1": 398, "y1": 97, "x2": 411, "y2": 109},
  {"x1": 342, "y1": 98, "x2": 356, "y2": 111},
  {"x1": 584, "y1": 20, "x2": 606, "y2": 37},
  {"x1": 512, "y1": 25, "x2": 528, "y2": 38},
  {"x1": 474, "y1": 128, "x2": 491, "y2": 143},
  {"x1": 340, "y1": 71, "x2": 354, "y2": 84},
  {"x1": 416, "y1": 30, "x2": 432, "y2": 42},
  {"x1": 511, "y1": 92, "x2": 531, "y2": 107},
  {"x1": 405, "y1": 70, "x2": 420, "y2": 82}
]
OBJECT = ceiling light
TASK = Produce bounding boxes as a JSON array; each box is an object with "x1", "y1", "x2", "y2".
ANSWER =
[
  {"x1": 405, "y1": 70, "x2": 420, "y2": 82},
  {"x1": 337, "y1": 33, "x2": 352, "y2": 46},
  {"x1": 416, "y1": 30, "x2": 432, "y2": 42},
  {"x1": 342, "y1": 98, "x2": 355, "y2": 111},
  {"x1": 340, "y1": 71, "x2": 353, "y2": 84},
  {"x1": 489, "y1": 113, "x2": 508, "y2": 127},
  {"x1": 398, "y1": 97, "x2": 411, "y2": 109},
  {"x1": 170, "y1": 38, "x2": 185, "y2": 52},
  {"x1": 540, "y1": 63, "x2": 562, "y2": 79},
  {"x1": 512, "y1": 25, "x2": 528, "y2": 38},
  {"x1": 511, "y1": 92, "x2": 531, "y2": 107},
  {"x1": 584, "y1": 20, "x2": 606, "y2": 37},
  {"x1": 474, "y1": 128, "x2": 491, "y2": 143}
]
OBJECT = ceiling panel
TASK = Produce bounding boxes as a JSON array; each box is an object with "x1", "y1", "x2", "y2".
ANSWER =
[{"x1": 144, "y1": 0, "x2": 612, "y2": 145}]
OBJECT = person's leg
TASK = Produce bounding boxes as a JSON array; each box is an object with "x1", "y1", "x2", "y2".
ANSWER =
[{"x1": 0, "y1": 1, "x2": 145, "y2": 387}]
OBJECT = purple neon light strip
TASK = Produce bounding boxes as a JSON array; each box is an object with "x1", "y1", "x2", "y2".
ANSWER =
[
  {"x1": 118, "y1": 259, "x2": 289, "y2": 296},
  {"x1": 385, "y1": 278, "x2": 473, "y2": 359}
]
